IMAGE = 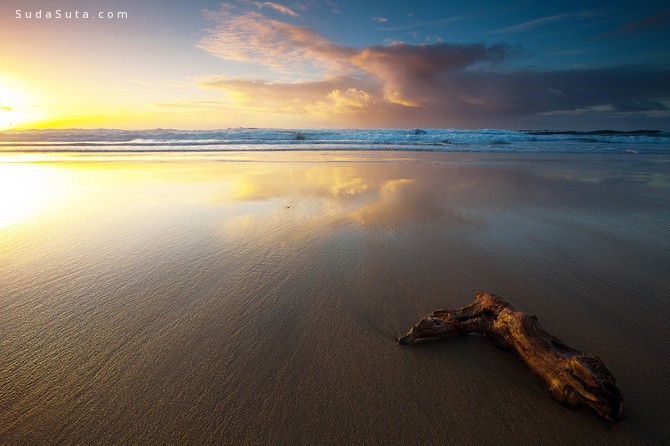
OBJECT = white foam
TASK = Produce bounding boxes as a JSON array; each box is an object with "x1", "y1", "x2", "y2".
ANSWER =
[{"x1": 1, "y1": 128, "x2": 669, "y2": 153}]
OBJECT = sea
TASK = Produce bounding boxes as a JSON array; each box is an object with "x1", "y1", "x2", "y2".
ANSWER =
[{"x1": 1, "y1": 128, "x2": 669, "y2": 153}]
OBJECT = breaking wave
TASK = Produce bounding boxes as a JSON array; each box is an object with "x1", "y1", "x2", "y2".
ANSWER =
[{"x1": 1, "y1": 128, "x2": 669, "y2": 153}]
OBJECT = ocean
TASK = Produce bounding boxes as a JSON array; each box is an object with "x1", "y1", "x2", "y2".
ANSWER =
[{"x1": 1, "y1": 128, "x2": 669, "y2": 153}]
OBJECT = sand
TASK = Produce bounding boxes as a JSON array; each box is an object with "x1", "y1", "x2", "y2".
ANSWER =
[{"x1": 1, "y1": 151, "x2": 669, "y2": 444}]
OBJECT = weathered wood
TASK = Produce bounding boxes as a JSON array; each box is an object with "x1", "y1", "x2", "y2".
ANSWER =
[{"x1": 398, "y1": 292, "x2": 623, "y2": 421}]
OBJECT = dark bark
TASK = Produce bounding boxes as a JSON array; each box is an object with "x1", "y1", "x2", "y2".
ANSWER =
[{"x1": 398, "y1": 292, "x2": 623, "y2": 421}]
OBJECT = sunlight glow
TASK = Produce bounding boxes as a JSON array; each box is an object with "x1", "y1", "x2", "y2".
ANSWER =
[
  {"x1": 0, "y1": 163, "x2": 62, "y2": 229},
  {"x1": 0, "y1": 74, "x2": 45, "y2": 130}
]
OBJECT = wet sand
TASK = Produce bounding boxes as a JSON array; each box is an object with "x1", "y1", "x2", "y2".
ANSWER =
[{"x1": 1, "y1": 151, "x2": 669, "y2": 445}]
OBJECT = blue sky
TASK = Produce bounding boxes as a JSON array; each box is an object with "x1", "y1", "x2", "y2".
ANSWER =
[{"x1": 1, "y1": 0, "x2": 669, "y2": 129}]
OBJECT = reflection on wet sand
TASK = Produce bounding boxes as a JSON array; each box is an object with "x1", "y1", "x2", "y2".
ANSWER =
[
  {"x1": 0, "y1": 163, "x2": 66, "y2": 229},
  {"x1": 224, "y1": 166, "x2": 448, "y2": 228},
  {"x1": 0, "y1": 151, "x2": 669, "y2": 445}
]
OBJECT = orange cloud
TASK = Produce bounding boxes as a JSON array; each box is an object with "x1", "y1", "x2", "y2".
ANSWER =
[
  {"x1": 326, "y1": 88, "x2": 374, "y2": 110},
  {"x1": 198, "y1": 76, "x2": 379, "y2": 124},
  {"x1": 197, "y1": 6, "x2": 670, "y2": 128},
  {"x1": 305, "y1": 88, "x2": 376, "y2": 119},
  {"x1": 198, "y1": 6, "x2": 509, "y2": 115}
]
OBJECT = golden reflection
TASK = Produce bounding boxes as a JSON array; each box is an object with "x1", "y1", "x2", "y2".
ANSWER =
[
  {"x1": 225, "y1": 165, "x2": 376, "y2": 203},
  {"x1": 349, "y1": 178, "x2": 448, "y2": 226},
  {"x1": 0, "y1": 155, "x2": 196, "y2": 233},
  {"x1": 304, "y1": 167, "x2": 369, "y2": 196},
  {"x1": 230, "y1": 173, "x2": 283, "y2": 201},
  {"x1": 0, "y1": 163, "x2": 64, "y2": 229},
  {"x1": 216, "y1": 162, "x2": 445, "y2": 233},
  {"x1": 0, "y1": 153, "x2": 454, "y2": 248}
]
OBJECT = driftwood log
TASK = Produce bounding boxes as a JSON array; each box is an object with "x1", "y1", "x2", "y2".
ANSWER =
[{"x1": 398, "y1": 292, "x2": 623, "y2": 421}]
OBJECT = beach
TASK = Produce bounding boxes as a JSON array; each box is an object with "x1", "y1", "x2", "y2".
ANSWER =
[{"x1": 1, "y1": 150, "x2": 669, "y2": 445}]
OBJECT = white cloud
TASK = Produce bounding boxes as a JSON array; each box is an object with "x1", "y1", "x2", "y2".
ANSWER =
[
  {"x1": 252, "y1": 2, "x2": 300, "y2": 17},
  {"x1": 199, "y1": 8, "x2": 355, "y2": 73}
]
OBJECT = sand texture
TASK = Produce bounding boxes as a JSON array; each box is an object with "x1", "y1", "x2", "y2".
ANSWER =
[{"x1": 1, "y1": 151, "x2": 669, "y2": 445}]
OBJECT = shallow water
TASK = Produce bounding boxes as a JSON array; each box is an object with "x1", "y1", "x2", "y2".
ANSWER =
[{"x1": 1, "y1": 151, "x2": 669, "y2": 445}]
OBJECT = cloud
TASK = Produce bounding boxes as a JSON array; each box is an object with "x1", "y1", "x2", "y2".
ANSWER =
[
  {"x1": 350, "y1": 42, "x2": 510, "y2": 107},
  {"x1": 198, "y1": 76, "x2": 380, "y2": 124},
  {"x1": 252, "y1": 1, "x2": 300, "y2": 17},
  {"x1": 372, "y1": 17, "x2": 388, "y2": 23},
  {"x1": 152, "y1": 100, "x2": 234, "y2": 110},
  {"x1": 129, "y1": 78, "x2": 151, "y2": 86},
  {"x1": 612, "y1": 100, "x2": 669, "y2": 112},
  {"x1": 291, "y1": 0, "x2": 340, "y2": 14},
  {"x1": 325, "y1": 88, "x2": 374, "y2": 110},
  {"x1": 197, "y1": 7, "x2": 670, "y2": 128},
  {"x1": 199, "y1": 75, "x2": 376, "y2": 102},
  {"x1": 198, "y1": 39, "x2": 514, "y2": 121},
  {"x1": 199, "y1": 7, "x2": 355, "y2": 72},
  {"x1": 305, "y1": 88, "x2": 376, "y2": 117},
  {"x1": 597, "y1": 10, "x2": 670, "y2": 38},
  {"x1": 377, "y1": 17, "x2": 465, "y2": 32},
  {"x1": 323, "y1": 0, "x2": 340, "y2": 14},
  {"x1": 396, "y1": 66, "x2": 670, "y2": 124},
  {"x1": 489, "y1": 12, "x2": 593, "y2": 35},
  {"x1": 199, "y1": 6, "x2": 508, "y2": 84},
  {"x1": 200, "y1": 68, "x2": 670, "y2": 128}
]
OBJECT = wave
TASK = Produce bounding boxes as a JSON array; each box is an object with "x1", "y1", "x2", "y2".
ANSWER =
[{"x1": 1, "y1": 128, "x2": 669, "y2": 153}]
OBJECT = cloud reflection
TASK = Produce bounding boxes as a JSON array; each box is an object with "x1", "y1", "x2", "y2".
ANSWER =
[{"x1": 217, "y1": 162, "x2": 460, "y2": 236}]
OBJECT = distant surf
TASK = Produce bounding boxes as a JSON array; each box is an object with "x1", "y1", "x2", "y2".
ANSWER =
[{"x1": 1, "y1": 128, "x2": 669, "y2": 153}]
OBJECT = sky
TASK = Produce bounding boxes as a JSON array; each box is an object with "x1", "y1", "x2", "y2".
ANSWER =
[{"x1": 0, "y1": 0, "x2": 669, "y2": 130}]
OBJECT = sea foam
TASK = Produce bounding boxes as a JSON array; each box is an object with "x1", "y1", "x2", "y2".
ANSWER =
[{"x1": 1, "y1": 128, "x2": 669, "y2": 153}]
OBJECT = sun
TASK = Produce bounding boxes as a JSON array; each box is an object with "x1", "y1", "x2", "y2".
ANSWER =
[
  {"x1": 0, "y1": 75, "x2": 43, "y2": 130},
  {"x1": 0, "y1": 82, "x2": 24, "y2": 130},
  {"x1": 0, "y1": 106, "x2": 19, "y2": 130}
]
